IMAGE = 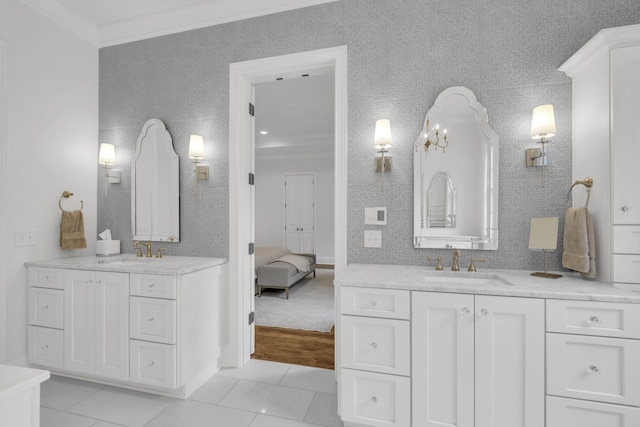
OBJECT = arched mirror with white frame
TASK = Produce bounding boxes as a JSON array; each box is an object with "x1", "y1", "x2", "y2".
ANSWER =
[{"x1": 413, "y1": 86, "x2": 499, "y2": 249}]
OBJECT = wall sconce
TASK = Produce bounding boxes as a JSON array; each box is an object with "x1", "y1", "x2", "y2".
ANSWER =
[
  {"x1": 374, "y1": 119, "x2": 392, "y2": 190},
  {"x1": 526, "y1": 104, "x2": 556, "y2": 187},
  {"x1": 528, "y1": 216, "x2": 562, "y2": 279},
  {"x1": 98, "y1": 143, "x2": 120, "y2": 197},
  {"x1": 188, "y1": 135, "x2": 209, "y2": 181},
  {"x1": 423, "y1": 119, "x2": 449, "y2": 152}
]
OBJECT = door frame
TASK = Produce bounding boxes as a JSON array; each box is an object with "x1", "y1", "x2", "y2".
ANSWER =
[
  {"x1": 228, "y1": 46, "x2": 348, "y2": 366},
  {"x1": 0, "y1": 40, "x2": 7, "y2": 363}
]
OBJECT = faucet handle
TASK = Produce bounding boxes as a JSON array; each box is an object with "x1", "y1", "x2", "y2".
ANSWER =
[
  {"x1": 133, "y1": 241, "x2": 143, "y2": 257},
  {"x1": 468, "y1": 258, "x2": 485, "y2": 272},
  {"x1": 156, "y1": 247, "x2": 166, "y2": 258},
  {"x1": 428, "y1": 256, "x2": 443, "y2": 271}
]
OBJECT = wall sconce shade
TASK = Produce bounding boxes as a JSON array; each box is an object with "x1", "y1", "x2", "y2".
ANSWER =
[
  {"x1": 98, "y1": 143, "x2": 115, "y2": 165},
  {"x1": 188, "y1": 135, "x2": 205, "y2": 159},
  {"x1": 374, "y1": 119, "x2": 392, "y2": 190},
  {"x1": 526, "y1": 104, "x2": 556, "y2": 187}
]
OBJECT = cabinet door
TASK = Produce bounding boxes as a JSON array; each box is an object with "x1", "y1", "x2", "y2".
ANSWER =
[
  {"x1": 95, "y1": 272, "x2": 129, "y2": 380},
  {"x1": 475, "y1": 295, "x2": 544, "y2": 427},
  {"x1": 64, "y1": 270, "x2": 96, "y2": 374},
  {"x1": 611, "y1": 45, "x2": 640, "y2": 224},
  {"x1": 412, "y1": 292, "x2": 474, "y2": 427}
]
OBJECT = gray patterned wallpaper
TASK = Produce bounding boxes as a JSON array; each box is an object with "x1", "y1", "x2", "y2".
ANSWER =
[{"x1": 98, "y1": 0, "x2": 640, "y2": 271}]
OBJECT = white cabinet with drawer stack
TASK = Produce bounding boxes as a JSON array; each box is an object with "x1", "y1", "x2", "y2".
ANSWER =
[
  {"x1": 339, "y1": 286, "x2": 411, "y2": 427},
  {"x1": 26, "y1": 255, "x2": 226, "y2": 398},
  {"x1": 546, "y1": 299, "x2": 640, "y2": 426}
]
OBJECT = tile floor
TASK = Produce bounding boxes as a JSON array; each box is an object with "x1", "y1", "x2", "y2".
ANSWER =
[{"x1": 40, "y1": 360, "x2": 344, "y2": 427}]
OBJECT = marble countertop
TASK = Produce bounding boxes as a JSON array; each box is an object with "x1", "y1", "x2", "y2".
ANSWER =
[
  {"x1": 26, "y1": 255, "x2": 227, "y2": 276},
  {"x1": 0, "y1": 365, "x2": 49, "y2": 402},
  {"x1": 335, "y1": 264, "x2": 640, "y2": 303}
]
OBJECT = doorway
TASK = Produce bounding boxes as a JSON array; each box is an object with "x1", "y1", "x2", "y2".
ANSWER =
[{"x1": 228, "y1": 46, "x2": 347, "y2": 367}]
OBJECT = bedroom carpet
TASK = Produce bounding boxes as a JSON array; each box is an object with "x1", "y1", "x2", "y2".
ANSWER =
[
  {"x1": 252, "y1": 325, "x2": 335, "y2": 370},
  {"x1": 255, "y1": 268, "x2": 335, "y2": 332}
]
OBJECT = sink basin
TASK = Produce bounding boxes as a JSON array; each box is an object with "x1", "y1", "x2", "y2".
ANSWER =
[
  {"x1": 94, "y1": 256, "x2": 157, "y2": 266},
  {"x1": 423, "y1": 271, "x2": 513, "y2": 286}
]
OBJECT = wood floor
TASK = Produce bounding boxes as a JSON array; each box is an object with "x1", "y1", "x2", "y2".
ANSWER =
[{"x1": 252, "y1": 325, "x2": 335, "y2": 370}]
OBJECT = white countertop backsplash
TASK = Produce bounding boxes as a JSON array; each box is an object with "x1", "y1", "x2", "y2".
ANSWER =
[
  {"x1": 335, "y1": 264, "x2": 640, "y2": 304},
  {"x1": 26, "y1": 254, "x2": 227, "y2": 276}
]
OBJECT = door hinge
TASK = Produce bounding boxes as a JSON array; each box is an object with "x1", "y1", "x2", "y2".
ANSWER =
[
  {"x1": 249, "y1": 173, "x2": 255, "y2": 185},
  {"x1": 249, "y1": 102, "x2": 255, "y2": 117},
  {"x1": 248, "y1": 242, "x2": 255, "y2": 255},
  {"x1": 249, "y1": 311, "x2": 255, "y2": 325}
]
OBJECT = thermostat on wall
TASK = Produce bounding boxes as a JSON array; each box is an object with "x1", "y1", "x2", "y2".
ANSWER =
[{"x1": 365, "y1": 207, "x2": 387, "y2": 225}]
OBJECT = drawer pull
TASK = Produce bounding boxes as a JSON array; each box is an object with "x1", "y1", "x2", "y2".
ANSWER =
[
  {"x1": 148, "y1": 283, "x2": 155, "y2": 288},
  {"x1": 369, "y1": 342, "x2": 378, "y2": 350},
  {"x1": 587, "y1": 364, "x2": 600, "y2": 374},
  {"x1": 41, "y1": 305, "x2": 48, "y2": 310},
  {"x1": 478, "y1": 308, "x2": 489, "y2": 317},
  {"x1": 148, "y1": 317, "x2": 155, "y2": 322},
  {"x1": 461, "y1": 307, "x2": 470, "y2": 315},
  {"x1": 369, "y1": 299, "x2": 377, "y2": 308},
  {"x1": 370, "y1": 396, "x2": 378, "y2": 404},
  {"x1": 148, "y1": 361, "x2": 155, "y2": 367},
  {"x1": 620, "y1": 205, "x2": 630, "y2": 213},
  {"x1": 587, "y1": 316, "x2": 601, "y2": 325},
  {"x1": 41, "y1": 344, "x2": 48, "y2": 350}
]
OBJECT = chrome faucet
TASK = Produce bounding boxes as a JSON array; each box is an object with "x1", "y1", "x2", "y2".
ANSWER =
[{"x1": 451, "y1": 249, "x2": 462, "y2": 271}]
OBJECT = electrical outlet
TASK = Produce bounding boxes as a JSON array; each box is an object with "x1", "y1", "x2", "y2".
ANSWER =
[
  {"x1": 15, "y1": 228, "x2": 36, "y2": 246},
  {"x1": 364, "y1": 230, "x2": 382, "y2": 248}
]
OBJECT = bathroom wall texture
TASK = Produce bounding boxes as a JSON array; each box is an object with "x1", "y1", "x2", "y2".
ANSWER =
[{"x1": 98, "y1": 0, "x2": 640, "y2": 271}]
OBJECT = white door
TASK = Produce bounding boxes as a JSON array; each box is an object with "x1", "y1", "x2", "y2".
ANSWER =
[
  {"x1": 474, "y1": 295, "x2": 545, "y2": 427},
  {"x1": 611, "y1": 45, "x2": 640, "y2": 224},
  {"x1": 412, "y1": 292, "x2": 474, "y2": 427},
  {"x1": 284, "y1": 173, "x2": 315, "y2": 253},
  {"x1": 64, "y1": 270, "x2": 96, "y2": 374},
  {"x1": 95, "y1": 272, "x2": 129, "y2": 380}
]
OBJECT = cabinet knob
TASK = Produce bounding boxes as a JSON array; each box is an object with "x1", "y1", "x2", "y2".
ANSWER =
[
  {"x1": 148, "y1": 317, "x2": 155, "y2": 322},
  {"x1": 587, "y1": 364, "x2": 600, "y2": 374},
  {"x1": 588, "y1": 316, "x2": 601, "y2": 325},
  {"x1": 620, "y1": 205, "x2": 630, "y2": 213},
  {"x1": 370, "y1": 342, "x2": 378, "y2": 350},
  {"x1": 478, "y1": 308, "x2": 489, "y2": 317},
  {"x1": 369, "y1": 299, "x2": 377, "y2": 308},
  {"x1": 41, "y1": 344, "x2": 48, "y2": 350},
  {"x1": 460, "y1": 307, "x2": 470, "y2": 315},
  {"x1": 148, "y1": 361, "x2": 155, "y2": 367},
  {"x1": 148, "y1": 283, "x2": 155, "y2": 288},
  {"x1": 370, "y1": 396, "x2": 378, "y2": 404},
  {"x1": 41, "y1": 305, "x2": 48, "y2": 311}
]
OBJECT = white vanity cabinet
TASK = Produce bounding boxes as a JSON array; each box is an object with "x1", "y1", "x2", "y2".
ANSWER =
[
  {"x1": 26, "y1": 256, "x2": 225, "y2": 398},
  {"x1": 64, "y1": 270, "x2": 129, "y2": 380},
  {"x1": 546, "y1": 299, "x2": 640, "y2": 426},
  {"x1": 560, "y1": 24, "x2": 640, "y2": 288},
  {"x1": 412, "y1": 292, "x2": 544, "y2": 427}
]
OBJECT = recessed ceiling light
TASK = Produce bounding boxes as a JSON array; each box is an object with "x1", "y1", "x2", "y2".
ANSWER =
[{"x1": 260, "y1": 131, "x2": 268, "y2": 135}]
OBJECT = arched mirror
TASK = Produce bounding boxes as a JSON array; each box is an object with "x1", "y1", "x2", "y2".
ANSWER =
[
  {"x1": 131, "y1": 118, "x2": 180, "y2": 242},
  {"x1": 413, "y1": 87, "x2": 498, "y2": 249}
]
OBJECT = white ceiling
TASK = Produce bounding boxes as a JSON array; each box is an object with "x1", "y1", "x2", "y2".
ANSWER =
[{"x1": 22, "y1": 0, "x2": 338, "y2": 47}]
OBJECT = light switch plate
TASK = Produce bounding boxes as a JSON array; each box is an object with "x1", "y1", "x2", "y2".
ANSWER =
[
  {"x1": 364, "y1": 230, "x2": 382, "y2": 248},
  {"x1": 365, "y1": 207, "x2": 387, "y2": 225}
]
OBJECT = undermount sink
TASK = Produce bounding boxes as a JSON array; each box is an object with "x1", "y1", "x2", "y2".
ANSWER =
[
  {"x1": 94, "y1": 256, "x2": 157, "y2": 265},
  {"x1": 423, "y1": 271, "x2": 513, "y2": 286}
]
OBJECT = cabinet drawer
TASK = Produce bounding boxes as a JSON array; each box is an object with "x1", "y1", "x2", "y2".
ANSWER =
[
  {"x1": 340, "y1": 368, "x2": 410, "y2": 427},
  {"x1": 28, "y1": 268, "x2": 63, "y2": 289},
  {"x1": 28, "y1": 326, "x2": 63, "y2": 369},
  {"x1": 129, "y1": 340, "x2": 177, "y2": 389},
  {"x1": 613, "y1": 225, "x2": 640, "y2": 254},
  {"x1": 130, "y1": 297, "x2": 176, "y2": 344},
  {"x1": 340, "y1": 287, "x2": 410, "y2": 319},
  {"x1": 547, "y1": 396, "x2": 640, "y2": 427},
  {"x1": 547, "y1": 333, "x2": 640, "y2": 406},
  {"x1": 130, "y1": 274, "x2": 177, "y2": 299},
  {"x1": 28, "y1": 288, "x2": 63, "y2": 329},
  {"x1": 341, "y1": 316, "x2": 410, "y2": 376},
  {"x1": 612, "y1": 255, "x2": 640, "y2": 283},
  {"x1": 547, "y1": 299, "x2": 640, "y2": 339}
]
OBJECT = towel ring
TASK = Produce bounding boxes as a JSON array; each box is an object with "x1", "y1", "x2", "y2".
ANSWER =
[
  {"x1": 58, "y1": 191, "x2": 83, "y2": 212},
  {"x1": 567, "y1": 177, "x2": 593, "y2": 208}
]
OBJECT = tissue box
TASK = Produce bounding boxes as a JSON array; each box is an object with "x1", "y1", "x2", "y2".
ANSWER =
[{"x1": 96, "y1": 240, "x2": 120, "y2": 256}]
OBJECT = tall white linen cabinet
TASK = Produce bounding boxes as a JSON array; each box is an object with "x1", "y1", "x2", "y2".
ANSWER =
[{"x1": 559, "y1": 23, "x2": 640, "y2": 289}]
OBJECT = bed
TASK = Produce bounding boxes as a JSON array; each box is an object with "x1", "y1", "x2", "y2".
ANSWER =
[{"x1": 255, "y1": 246, "x2": 316, "y2": 299}]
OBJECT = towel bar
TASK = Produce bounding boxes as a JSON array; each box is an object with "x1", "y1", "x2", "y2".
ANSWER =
[
  {"x1": 58, "y1": 191, "x2": 83, "y2": 212},
  {"x1": 567, "y1": 177, "x2": 593, "y2": 208}
]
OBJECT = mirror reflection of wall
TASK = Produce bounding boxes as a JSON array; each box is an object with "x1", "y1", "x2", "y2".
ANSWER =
[
  {"x1": 413, "y1": 86, "x2": 499, "y2": 250},
  {"x1": 426, "y1": 172, "x2": 456, "y2": 228}
]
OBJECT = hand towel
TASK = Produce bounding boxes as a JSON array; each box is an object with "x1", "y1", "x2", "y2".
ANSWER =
[
  {"x1": 562, "y1": 207, "x2": 596, "y2": 279},
  {"x1": 60, "y1": 209, "x2": 87, "y2": 250}
]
